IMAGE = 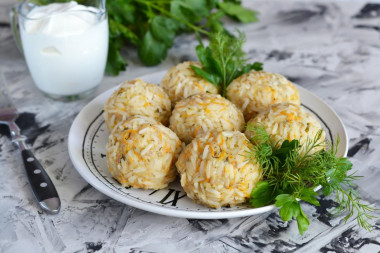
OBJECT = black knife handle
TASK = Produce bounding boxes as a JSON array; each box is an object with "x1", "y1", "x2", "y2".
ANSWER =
[{"x1": 21, "y1": 149, "x2": 61, "y2": 214}]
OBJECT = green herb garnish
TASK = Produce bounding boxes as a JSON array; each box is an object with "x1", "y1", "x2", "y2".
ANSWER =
[
  {"x1": 192, "y1": 32, "x2": 263, "y2": 97},
  {"x1": 247, "y1": 123, "x2": 377, "y2": 235},
  {"x1": 106, "y1": 0, "x2": 259, "y2": 75}
]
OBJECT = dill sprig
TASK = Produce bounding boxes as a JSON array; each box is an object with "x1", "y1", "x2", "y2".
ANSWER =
[{"x1": 247, "y1": 123, "x2": 377, "y2": 235}]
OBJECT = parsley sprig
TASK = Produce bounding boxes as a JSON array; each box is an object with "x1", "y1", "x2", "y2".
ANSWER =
[
  {"x1": 247, "y1": 123, "x2": 377, "y2": 235},
  {"x1": 192, "y1": 32, "x2": 263, "y2": 97},
  {"x1": 106, "y1": 0, "x2": 260, "y2": 75}
]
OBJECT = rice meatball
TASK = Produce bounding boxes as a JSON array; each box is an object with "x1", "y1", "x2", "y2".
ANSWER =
[
  {"x1": 169, "y1": 93, "x2": 245, "y2": 144},
  {"x1": 106, "y1": 116, "x2": 182, "y2": 189},
  {"x1": 104, "y1": 79, "x2": 171, "y2": 131},
  {"x1": 176, "y1": 131, "x2": 262, "y2": 208},
  {"x1": 161, "y1": 61, "x2": 219, "y2": 105},
  {"x1": 227, "y1": 71, "x2": 300, "y2": 121},
  {"x1": 245, "y1": 103, "x2": 326, "y2": 153}
]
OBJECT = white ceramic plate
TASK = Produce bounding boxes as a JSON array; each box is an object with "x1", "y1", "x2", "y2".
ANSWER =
[{"x1": 68, "y1": 70, "x2": 348, "y2": 219}]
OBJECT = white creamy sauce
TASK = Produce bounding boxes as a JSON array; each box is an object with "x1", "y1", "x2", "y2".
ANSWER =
[{"x1": 20, "y1": 1, "x2": 108, "y2": 96}]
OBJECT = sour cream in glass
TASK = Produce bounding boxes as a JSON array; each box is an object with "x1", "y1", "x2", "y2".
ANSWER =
[{"x1": 19, "y1": 1, "x2": 108, "y2": 99}]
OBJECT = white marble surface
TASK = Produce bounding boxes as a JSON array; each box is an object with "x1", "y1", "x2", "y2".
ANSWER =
[{"x1": 1, "y1": 0, "x2": 380, "y2": 252}]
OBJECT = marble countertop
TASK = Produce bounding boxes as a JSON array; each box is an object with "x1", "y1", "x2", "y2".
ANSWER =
[{"x1": 1, "y1": 0, "x2": 380, "y2": 252}]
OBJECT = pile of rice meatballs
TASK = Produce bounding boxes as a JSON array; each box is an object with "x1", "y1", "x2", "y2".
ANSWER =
[{"x1": 104, "y1": 61, "x2": 325, "y2": 208}]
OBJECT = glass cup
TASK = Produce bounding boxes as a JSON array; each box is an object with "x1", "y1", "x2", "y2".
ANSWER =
[{"x1": 11, "y1": 0, "x2": 108, "y2": 101}]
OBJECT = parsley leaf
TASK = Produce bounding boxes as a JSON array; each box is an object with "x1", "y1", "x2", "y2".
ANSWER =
[
  {"x1": 218, "y1": 2, "x2": 259, "y2": 23},
  {"x1": 250, "y1": 181, "x2": 278, "y2": 207},
  {"x1": 275, "y1": 192, "x2": 311, "y2": 235},
  {"x1": 106, "y1": 40, "x2": 127, "y2": 76},
  {"x1": 138, "y1": 31, "x2": 168, "y2": 66},
  {"x1": 240, "y1": 62, "x2": 264, "y2": 75},
  {"x1": 275, "y1": 194, "x2": 301, "y2": 221},
  {"x1": 170, "y1": 0, "x2": 210, "y2": 24},
  {"x1": 296, "y1": 209, "x2": 310, "y2": 235},
  {"x1": 300, "y1": 188, "x2": 320, "y2": 206},
  {"x1": 150, "y1": 16, "x2": 178, "y2": 47},
  {"x1": 191, "y1": 66, "x2": 221, "y2": 86}
]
